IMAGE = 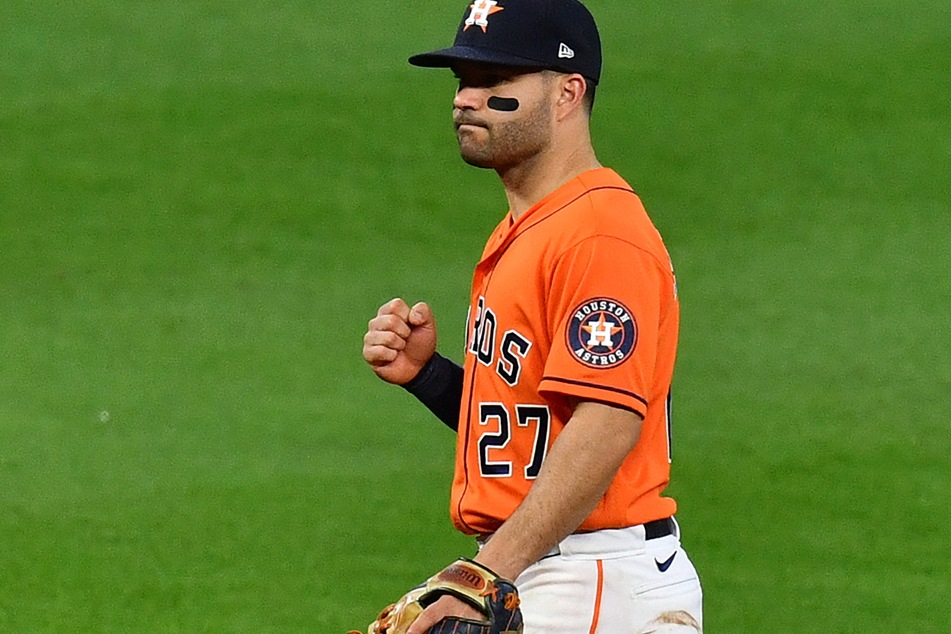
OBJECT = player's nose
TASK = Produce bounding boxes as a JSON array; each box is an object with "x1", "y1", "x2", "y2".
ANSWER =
[{"x1": 453, "y1": 86, "x2": 485, "y2": 111}]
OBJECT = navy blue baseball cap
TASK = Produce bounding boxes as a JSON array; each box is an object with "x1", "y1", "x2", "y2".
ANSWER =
[{"x1": 409, "y1": 0, "x2": 602, "y2": 85}]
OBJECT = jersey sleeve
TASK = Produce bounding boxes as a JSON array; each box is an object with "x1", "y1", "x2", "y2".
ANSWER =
[{"x1": 538, "y1": 235, "x2": 670, "y2": 418}]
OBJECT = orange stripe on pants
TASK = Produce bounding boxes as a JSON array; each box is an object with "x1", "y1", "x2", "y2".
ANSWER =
[{"x1": 588, "y1": 559, "x2": 604, "y2": 634}]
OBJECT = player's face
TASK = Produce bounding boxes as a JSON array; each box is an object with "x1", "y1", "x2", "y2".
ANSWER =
[{"x1": 451, "y1": 63, "x2": 554, "y2": 170}]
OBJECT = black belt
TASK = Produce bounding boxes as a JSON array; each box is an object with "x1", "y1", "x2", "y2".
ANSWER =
[
  {"x1": 485, "y1": 517, "x2": 678, "y2": 561},
  {"x1": 644, "y1": 517, "x2": 675, "y2": 540}
]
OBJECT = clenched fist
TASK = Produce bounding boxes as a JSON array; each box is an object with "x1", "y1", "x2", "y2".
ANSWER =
[{"x1": 363, "y1": 298, "x2": 438, "y2": 385}]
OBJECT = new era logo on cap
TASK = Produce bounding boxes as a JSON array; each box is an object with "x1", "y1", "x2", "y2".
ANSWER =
[{"x1": 558, "y1": 43, "x2": 575, "y2": 59}]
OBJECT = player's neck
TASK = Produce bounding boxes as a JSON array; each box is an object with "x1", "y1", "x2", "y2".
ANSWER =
[{"x1": 500, "y1": 138, "x2": 601, "y2": 222}]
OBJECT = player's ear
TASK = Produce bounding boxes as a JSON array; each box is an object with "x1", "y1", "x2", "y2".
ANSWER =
[{"x1": 554, "y1": 73, "x2": 588, "y2": 120}]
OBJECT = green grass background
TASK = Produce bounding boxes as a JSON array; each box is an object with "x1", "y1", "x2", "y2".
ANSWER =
[{"x1": 1, "y1": 0, "x2": 949, "y2": 631}]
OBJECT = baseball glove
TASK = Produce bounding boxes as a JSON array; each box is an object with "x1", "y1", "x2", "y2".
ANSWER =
[{"x1": 349, "y1": 558, "x2": 523, "y2": 634}]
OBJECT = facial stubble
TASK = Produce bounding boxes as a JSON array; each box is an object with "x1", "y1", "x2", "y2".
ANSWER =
[{"x1": 456, "y1": 96, "x2": 552, "y2": 171}]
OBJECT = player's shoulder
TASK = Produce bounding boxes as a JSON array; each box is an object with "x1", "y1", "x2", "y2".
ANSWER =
[{"x1": 562, "y1": 168, "x2": 668, "y2": 259}]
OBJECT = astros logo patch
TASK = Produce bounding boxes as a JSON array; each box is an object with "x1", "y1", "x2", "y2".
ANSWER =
[
  {"x1": 464, "y1": 0, "x2": 503, "y2": 32},
  {"x1": 566, "y1": 298, "x2": 637, "y2": 368}
]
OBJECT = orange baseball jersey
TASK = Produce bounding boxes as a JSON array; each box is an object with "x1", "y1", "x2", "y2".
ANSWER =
[{"x1": 451, "y1": 168, "x2": 680, "y2": 536}]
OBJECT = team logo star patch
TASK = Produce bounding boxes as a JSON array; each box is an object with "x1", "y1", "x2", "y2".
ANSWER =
[
  {"x1": 566, "y1": 298, "x2": 637, "y2": 368},
  {"x1": 464, "y1": 0, "x2": 504, "y2": 32}
]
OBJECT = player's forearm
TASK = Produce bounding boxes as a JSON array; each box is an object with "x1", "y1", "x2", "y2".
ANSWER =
[
  {"x1": 474, "y1": 401, "x2": 642, "y2": 581},
  {"x1": 402, "y1": 352, "x2": 464, "y2": 431}
]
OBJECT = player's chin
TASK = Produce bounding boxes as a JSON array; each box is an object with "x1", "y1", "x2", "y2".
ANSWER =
[
  {"x1": 457, "y1": 141, "x2": 496, "y2": 169},
  {"x1": 459, "y1": 151, "x2": 497, "y2": 169},
  {"x1": 456, "y1": 126, "x2": 487, "y2": 147}
]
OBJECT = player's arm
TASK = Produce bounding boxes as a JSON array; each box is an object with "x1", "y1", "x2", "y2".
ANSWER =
[
  {"x1": 402, "y1": 352, "x2": 464, "y2": 431},
  {"x1": 473, "y1": 400, "x2": 642, "y2": 577},
  {"x1": 406, "y1": 400, "x2": 641, "y2": 633},
  {"x1": 363, "y1": 298, "x2": 463, "y2": 430}
]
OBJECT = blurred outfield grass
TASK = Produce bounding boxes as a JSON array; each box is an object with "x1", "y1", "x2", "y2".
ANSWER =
[{"x1": 1, "y1": 0, "x2": 949, "y2": 631}]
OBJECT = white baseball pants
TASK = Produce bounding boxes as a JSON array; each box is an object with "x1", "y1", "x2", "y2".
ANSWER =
[{"x1": 510, "y1": 521, "x2": 703, "y2": 633}]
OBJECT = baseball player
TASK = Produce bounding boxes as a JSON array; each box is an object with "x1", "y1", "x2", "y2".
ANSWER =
[{"x1": 361, "y1": 1, "x2": 703, "y2": 633}]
